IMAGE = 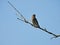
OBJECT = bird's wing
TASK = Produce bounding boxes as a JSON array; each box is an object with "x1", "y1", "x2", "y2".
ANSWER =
[{"x1": 34, "y1": 18, "x2": 39, "y2": 25}]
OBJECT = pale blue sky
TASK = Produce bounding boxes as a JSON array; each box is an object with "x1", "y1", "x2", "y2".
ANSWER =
[{"x1": 0, "y1": 0, "x2": 60, "y2": 45}]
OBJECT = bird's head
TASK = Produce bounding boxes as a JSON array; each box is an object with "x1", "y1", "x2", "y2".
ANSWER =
[
  {"x1": 33, "y1": 14, "x2": 36, "y2": 17},
  {"x1": 32, "y1": 14, "x2": 36, "y2": 20}
]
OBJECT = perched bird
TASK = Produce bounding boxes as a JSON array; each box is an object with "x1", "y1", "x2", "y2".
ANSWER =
[{"x1": 32, "y1": 14, "x2": 40, "y2": 28}]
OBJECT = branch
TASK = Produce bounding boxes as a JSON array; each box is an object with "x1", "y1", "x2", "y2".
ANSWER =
[
  {"x1": 17, "y1": 17, "x2": 60, "y2": 39},
  {"x1": 8, "y1": 1, "x2": 26, "y2": 21},
  {"x1": 38, "y1": 27, "x2": 60, "y2": 39},
  {"x1": 8, "y1": 1, "x2": 60, "y2": 39},
  {"x1": 17, "y1": 18, "x2": 34, "y2": 26}
]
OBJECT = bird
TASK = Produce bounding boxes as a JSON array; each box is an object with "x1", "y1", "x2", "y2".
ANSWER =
[{"x1": 32, "y1": 14, "x2": 40, "y2": 28}]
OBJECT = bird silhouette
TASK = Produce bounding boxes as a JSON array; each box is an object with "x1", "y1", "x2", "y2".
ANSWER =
[{"x1": 32, "y1": 14, "x2": 40, "y2": 28}]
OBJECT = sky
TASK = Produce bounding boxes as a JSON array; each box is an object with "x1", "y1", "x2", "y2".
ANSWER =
[{"x1": 0, "y1": 0, "x2": 60, "y2": 45}]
